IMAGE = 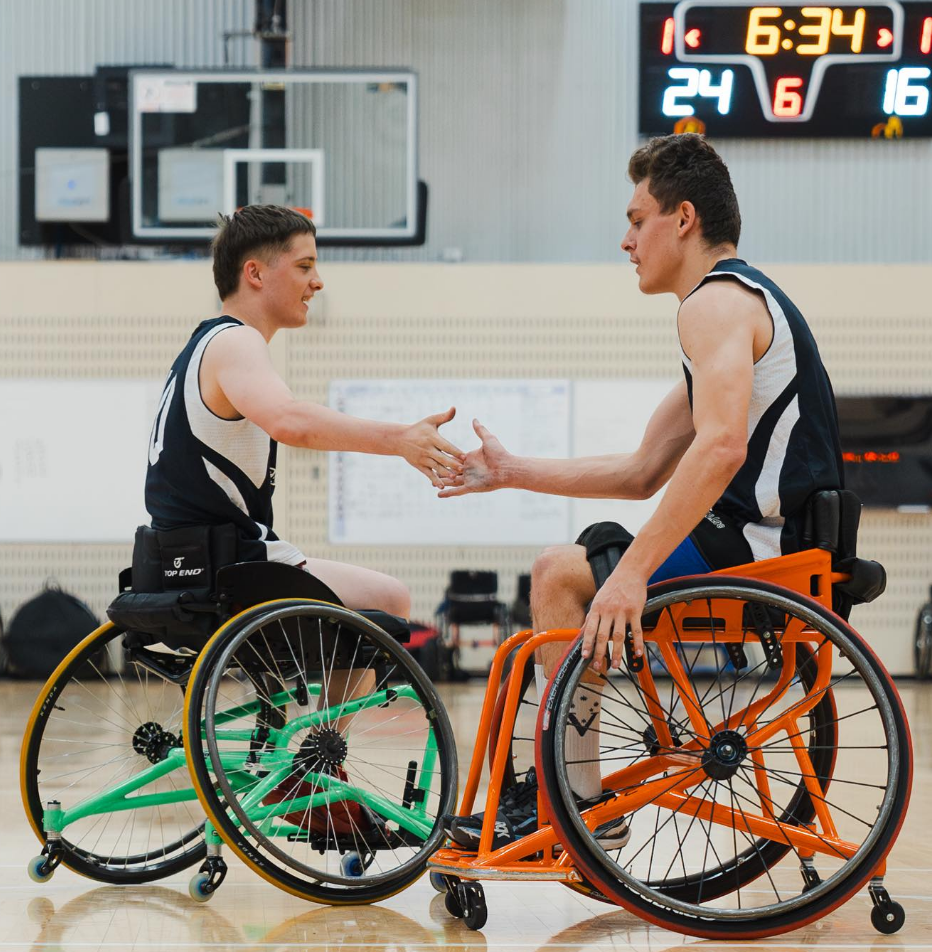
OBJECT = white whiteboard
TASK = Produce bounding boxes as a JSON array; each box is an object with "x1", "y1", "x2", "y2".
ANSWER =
[
  {"x1": 329, "y1": 380, "x2": 571, "y2": 544},
  {"x1": 569, "y1": 378, "x2": 680, "y2": 538},
  {"x1": 0, "y1": 379, "x2": 163, "y2": 542}
]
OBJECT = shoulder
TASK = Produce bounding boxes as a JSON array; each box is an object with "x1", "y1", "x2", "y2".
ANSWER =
[
  {"x1": 205, "y1": 322, "x2": 267, "y2": 355},
  {"x1": 678, "y1": 277, "x2": 768, "y2": 357}
]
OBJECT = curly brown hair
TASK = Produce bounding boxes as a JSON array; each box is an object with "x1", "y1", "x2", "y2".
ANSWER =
[
  {"x1": 211, "y1": 205, "x2": 317, "y2": 299},
  {"x1": 628, "y1": 134, "x2": 741, "y2": 248}
]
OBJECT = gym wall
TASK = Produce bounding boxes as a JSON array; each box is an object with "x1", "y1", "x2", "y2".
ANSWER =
[
  {"x1": 2, "y1": 0, "x2": 931, "y2": 263},
  {"x1": 0, "y1": 260, "x2": 929, "y2": 675}
]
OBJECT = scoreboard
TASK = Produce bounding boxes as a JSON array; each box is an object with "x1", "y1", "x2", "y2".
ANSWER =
[{"x1": 639, "y1": 2, "x2": 932, "y2": 136}]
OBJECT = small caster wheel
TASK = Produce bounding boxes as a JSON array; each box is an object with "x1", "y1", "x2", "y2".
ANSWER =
[
  {"x1": 871, "y1": 902, "x2": 905, "y2": 934},
  {"x1": 341, "y1": 852, "x2": 364, "y2": 877},
  {"x1": 444, "y1": 886, "x2": 464, "y2": 918},
  {"x1": 461, "y1": 882, "x2": 488, "y2": 931},
  {"x1": 429, "y1": 871, "x2": 447, "y2": 893},
  {"x1": 188, "y1": 872, "x2": 214, "y2": 903},
  {"x1": 27, "y1": 856, "x2": 54, "y2": 884}
]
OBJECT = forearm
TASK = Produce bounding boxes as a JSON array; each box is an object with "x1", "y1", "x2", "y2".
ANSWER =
[
  {"x1": 621, "y1": 437, "x2": 744, "y2": 578},
  {"x1": 505, "y1": 453, "x2": 649, "y2": 499},
  {"x1": 272, "y1": 400, "x2": 405, "y2": 455}
]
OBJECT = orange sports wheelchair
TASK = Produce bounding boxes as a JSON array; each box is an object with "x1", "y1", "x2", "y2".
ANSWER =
[
  {"x1": 21, "y1": 493, "x2": 911, "y2": 940},
  {"x1": 428, "y1": 491, "x2": 912, "y2": 939}
]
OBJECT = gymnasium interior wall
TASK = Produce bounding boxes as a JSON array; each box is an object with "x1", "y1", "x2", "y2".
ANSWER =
[
  {"x1": 2, "y1": 0, "x2": 931, "y2": 263},
  {"x1": 0, "y1": 260, "x2": 929, "y2": 676}
]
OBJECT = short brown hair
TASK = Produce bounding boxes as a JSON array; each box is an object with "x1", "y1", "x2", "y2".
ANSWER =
[
  {"x1": 211, "y1": 205, "x2": 317, "y2": 299},
  {"x1": 627, "y1": 134, "x2": 741, "y2": 248}
]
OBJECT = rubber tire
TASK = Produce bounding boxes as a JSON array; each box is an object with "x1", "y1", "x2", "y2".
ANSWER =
[
  {"x1": 462, "y1": 883, "x2": 488, "y2": 930},
  {"x1": 444, "y1": 887, "x2": 464, "y2": 918},
  {"x1": 871, "y1": 901, "x2": 905, "y2": 934},
  {"x1": 429, "y1": 871, "x2": 447, "y2": 893},
  {"x1": 27, "y1": 856, "x2": 54, "y2": 884},
  {"x1": 184, "y1": 599, "x2": 459, "y2": 905},
  {"x1": 21, "y1": 622, "x2": 205, "y2": 884},
  {"x1": 537, "y1": 577, "x2": 913, "y2": 940},
  {"x1": 188, "y1": 872, "x2": 213, "y2": 903}
]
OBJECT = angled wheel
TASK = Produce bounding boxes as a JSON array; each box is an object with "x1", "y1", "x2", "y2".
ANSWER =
[
  {"x1": 537, "y1": 577, "x2": 912, "y2": 939},
  {"x1": 20, "y1": 623, "x2": 207, "y2": 883},
  {"x1": 184, "y1": 599, "x2": 458, "y2": 904}
]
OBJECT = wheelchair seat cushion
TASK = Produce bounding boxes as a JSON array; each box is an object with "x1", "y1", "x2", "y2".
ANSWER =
[{"x1": 107, "y1": 590, "x2": 219, "y2": 644}]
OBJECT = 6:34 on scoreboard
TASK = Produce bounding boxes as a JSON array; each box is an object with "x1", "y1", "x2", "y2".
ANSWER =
[{"x1": 639, "y1": 2, "x2": 932, "y2": 136}]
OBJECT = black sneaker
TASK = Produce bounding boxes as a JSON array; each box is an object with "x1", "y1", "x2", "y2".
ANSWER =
[{"x1": 443, "y1": 767, "x2": 630, "y2": 851}]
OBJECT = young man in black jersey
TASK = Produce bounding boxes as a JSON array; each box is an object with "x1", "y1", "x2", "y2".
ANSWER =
[
  {"x1": 146, "y1": 205, "x2": 465, "y2": 837},
  {"x1": 438, "y1": 133, "x2": 842, "y2": 850},
  {"x1": 147, "y1": 204, "x2": 465, "y2": 617}
]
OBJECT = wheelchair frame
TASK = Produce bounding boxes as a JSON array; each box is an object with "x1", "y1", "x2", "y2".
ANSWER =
[{"x1": 428, "y1": 547, "x2": 911, "y2": 936}]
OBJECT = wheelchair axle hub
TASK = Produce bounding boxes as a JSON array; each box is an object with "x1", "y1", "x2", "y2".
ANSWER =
[
  {"x1": 132, "y1": 722, "x2": 181, "y2": 764},
  {"x1": 702, "y1": 729, "x2": 748, "y2": 781},
  {"x1": 296, "y1": 727, "x2": 347, "y2": 769}
]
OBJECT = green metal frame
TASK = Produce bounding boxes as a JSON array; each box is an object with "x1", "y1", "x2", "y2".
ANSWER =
[{"x1": 43, "y1": 683, "x2": 439, "y2": 845}]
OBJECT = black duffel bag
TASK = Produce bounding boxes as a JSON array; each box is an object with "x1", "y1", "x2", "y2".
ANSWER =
[{"x1": 0, "y1": 582, "x2": 100, "y2": 678}]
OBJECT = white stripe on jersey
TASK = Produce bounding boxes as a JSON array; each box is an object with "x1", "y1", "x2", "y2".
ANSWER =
[
  {"x1": 202, "y1": 456, "x2": 249, "y2": 515},
  {"x1": 184, "y1": 324, "x2": 271, "y2": 490},
  {"x1": 680, "y1": 270, "x2": 800, "y2": 560}
]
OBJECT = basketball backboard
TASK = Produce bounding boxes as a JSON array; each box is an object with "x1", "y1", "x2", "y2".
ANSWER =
[{"x1": 130, "y1": 69, "x2": 417, "y2": 243}]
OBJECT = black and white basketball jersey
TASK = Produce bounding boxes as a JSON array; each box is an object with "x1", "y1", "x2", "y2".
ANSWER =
[
  {"x1": 145, "y1": 316, "x2": 304, "y2": 564},
  {"x1": 680, "y1": 259, "x2": 843, "y2": 560}
]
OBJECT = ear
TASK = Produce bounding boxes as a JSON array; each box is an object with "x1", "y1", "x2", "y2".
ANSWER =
[
  {"x1": 241, "y1": 258, "x2": 264, "y2": 291},
  {"x1": 677, "y1": 201, "x2": 699, "y2": 238}
]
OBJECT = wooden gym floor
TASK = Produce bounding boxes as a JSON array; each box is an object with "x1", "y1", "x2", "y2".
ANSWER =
[{"x1": 2, "y1": 678, "x2": 930, "y2": 952}]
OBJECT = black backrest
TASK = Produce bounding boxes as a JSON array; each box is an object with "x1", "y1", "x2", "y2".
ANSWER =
[{"x1": 801, "y1": 490, "x2": 885, "y2": 617}]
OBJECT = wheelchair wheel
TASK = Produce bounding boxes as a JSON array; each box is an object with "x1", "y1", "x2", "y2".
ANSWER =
[
  {"x1": 184, "y1": 599, "x2": 458, "y2": 904},
  {"x1": 914, "y1": 603, "x2": 932, "y2": 679},
  {"x1": 20, "y1": 623, "x2": 207, "y2": 883},
  {"x1": 537, "y1": 577, "x2": 912, "y2": 939}
]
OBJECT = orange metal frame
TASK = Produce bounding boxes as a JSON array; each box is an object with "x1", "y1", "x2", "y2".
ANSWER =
[{"x1": 428, "y1": 548, "x2": 880, "y2": 882}]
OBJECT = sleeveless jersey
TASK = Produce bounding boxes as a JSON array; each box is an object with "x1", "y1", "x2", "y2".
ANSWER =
[
  {"x1": 145, "y1": 316, "x2": 304, "y2": 564},
  {"x1": 679, "y1": 259, "x2": 843, "y2": 560}
]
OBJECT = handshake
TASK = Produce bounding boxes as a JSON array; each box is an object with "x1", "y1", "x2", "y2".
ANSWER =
[{"x1": 399, "y1": 407, "x2": 508, "y2": 497}]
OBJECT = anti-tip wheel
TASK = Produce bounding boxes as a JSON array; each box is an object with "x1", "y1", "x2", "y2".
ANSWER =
[
  {"x1": 461, "y1": 882, "x2": 488, "y2": 931},
  {"x1": 27, "y1": 856, "x2": 54, "y2": 884},
  {"x1": 340, "y1": 852, "x2": 364, "y2": 878},
  {"x1": 188, "y1": 872, "x2": 214, "y2": 903},
  {"x1": 429, "y1": 871, "x2": 447, "y2": 893},
  {"x1": 444, "y1": 884, "x2": 464, "y2": 918},
  {"x1": 871, "y1": 902, "x2": 905, "y2": 934}
]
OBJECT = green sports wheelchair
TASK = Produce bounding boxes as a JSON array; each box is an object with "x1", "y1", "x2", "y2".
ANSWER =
[{"x1": 20, "y1": 524, "x2": 458, "y2": 904}]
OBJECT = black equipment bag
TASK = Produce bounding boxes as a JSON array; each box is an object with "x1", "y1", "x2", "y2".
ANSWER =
[{"x1": 0, "y1": 582, "x2": 99, "y2": 678}]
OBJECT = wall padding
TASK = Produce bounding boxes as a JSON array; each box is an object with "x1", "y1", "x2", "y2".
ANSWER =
[{"x1": 0, "y1": 261, "x2": 929, "y2": 675}]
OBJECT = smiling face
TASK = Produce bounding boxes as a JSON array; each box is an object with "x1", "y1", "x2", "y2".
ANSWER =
[
  {"x1": 620, "y1": 179, "x2": 687, "y2": 295},
  {"x1": 255, "y1": 232, "x2": 324, "y2": 329}
]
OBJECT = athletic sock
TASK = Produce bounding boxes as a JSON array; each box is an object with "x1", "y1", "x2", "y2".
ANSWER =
[
  {"x1": 534, "y1": 663, "x2": 547, "y2": 704},
  {"x1": 565, "y1": 687, "x2": 602, "y2": 800}
]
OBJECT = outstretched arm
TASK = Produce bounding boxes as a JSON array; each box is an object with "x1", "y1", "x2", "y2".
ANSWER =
[
  {"x1": 204, "y1": 325, "x2": 465, "y2": 486},
  {"x1": 438, "y1": 380, "x2": 695, "y2": 500}
]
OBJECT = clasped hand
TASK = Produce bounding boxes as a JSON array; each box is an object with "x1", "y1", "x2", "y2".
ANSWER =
[{"x1": 400, "y1": 406, "x2": 466, "y2": 488}]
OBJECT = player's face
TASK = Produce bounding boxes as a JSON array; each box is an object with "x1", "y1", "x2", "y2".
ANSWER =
[
  {"x1": 265, "y1": 232, "x2": 324, "y2": 327},
  {"x1": 620, "y1": 180, "x2": 681, "y2": 294}
]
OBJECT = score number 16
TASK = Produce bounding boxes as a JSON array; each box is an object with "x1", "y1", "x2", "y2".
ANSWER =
[{"x1": 662, "y1": 67, "x2": 735, "y2": 116}]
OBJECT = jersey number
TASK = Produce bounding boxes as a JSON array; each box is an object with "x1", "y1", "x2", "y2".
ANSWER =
[{"x1": 148, "y1": 375, "x2": 177, "y2": 465}]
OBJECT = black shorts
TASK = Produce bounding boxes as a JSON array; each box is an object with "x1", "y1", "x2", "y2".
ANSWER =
[{"x1": 575, "y1": 509, "x2": 754, "y2": 591}]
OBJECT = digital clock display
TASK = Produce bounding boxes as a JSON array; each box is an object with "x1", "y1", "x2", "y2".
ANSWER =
[{"x1": 639, "y1": 2, "x2": 932, "y2": 136}]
